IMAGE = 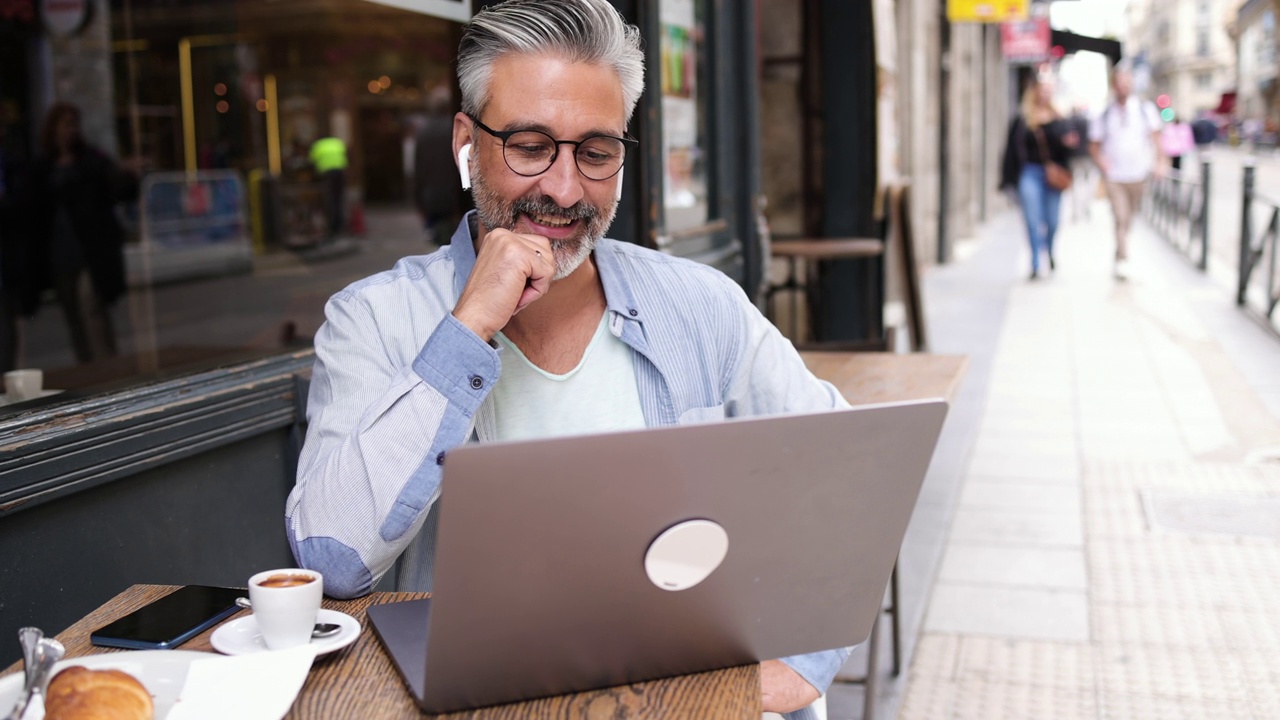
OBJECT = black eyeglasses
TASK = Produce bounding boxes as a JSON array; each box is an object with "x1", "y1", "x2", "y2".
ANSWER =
[{"x1": 468, "y1": 114, "x2": 637, "y2": 181}]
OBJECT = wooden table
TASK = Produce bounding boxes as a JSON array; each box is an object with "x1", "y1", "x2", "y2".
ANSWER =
[
  {"x1": 801, "y1": 351, "x2": 968, "y2": 404},
  {"x1": 2, "y1": 585, "x2": 760, "y2": 719}
]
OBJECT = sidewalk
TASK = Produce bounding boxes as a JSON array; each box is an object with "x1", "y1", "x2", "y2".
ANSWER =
[{"x1": 887, "y1": 202, "x2": 1280, "y2": 719}]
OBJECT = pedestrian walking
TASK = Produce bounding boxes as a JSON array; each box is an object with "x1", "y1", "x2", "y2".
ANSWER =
[
  {"x1": 309, "y1": 135, "x2": 348, "y2": 240},
  {"x1": 1000, "y1": 77, "x2": 1074, "y2": 280},
  {"x1": 1161, "y1": 115, "x2": 1194, "y2": 171},
  {"x1": 1067, "y1": 105, "x2": 1096, "y2": 222},
  {"x1": 1089, "y1": 67, "x2": 1164, "y2": 280},
  {"x1": 0, "y1": 121, "x2": 34, "y2": 373},
  {"x1": 30, "y1": 103, "x2": 136, "y2": 364}
]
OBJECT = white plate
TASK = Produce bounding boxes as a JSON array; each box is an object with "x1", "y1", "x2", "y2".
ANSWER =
[
  {"x1": 0, "y1": 649, "x2": 209, "y2": 719},
  {"x1": 210, "y1": 610, "x2": 359, "y2": 657}
]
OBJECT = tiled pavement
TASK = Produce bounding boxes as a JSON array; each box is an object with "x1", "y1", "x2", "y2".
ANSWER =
[{"x1": 888, "y1": 203, "x2": 1280, "y2": 720}]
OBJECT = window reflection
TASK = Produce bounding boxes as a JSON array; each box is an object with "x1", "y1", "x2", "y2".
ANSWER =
[{"x1": 0, "y1": 0, "x2": 469, "y2": 404}]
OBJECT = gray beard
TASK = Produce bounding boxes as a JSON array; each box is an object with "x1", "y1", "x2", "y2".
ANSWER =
[{"x1": 470, "y1": 168, "x2": 617, "y2": 280}]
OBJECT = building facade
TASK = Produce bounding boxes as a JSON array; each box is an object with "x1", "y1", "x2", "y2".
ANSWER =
[
  {"x1": 1235, "y1": 0, "x2": 1280, "y2": 127},
  {"x1": 1132, "y1": 0, "x2": 1238, "y2": 119}
]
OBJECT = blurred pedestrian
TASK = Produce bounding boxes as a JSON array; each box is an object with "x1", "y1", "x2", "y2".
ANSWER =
[
  {"x1": 413, "y1": 92, "x2": 464, "y2": 245},
  {"x1": 309, "y1": 135, "x2": 348, "y2": 240},
  {"x1": 1000, "y1": 77, "x2": 1073, "y2": 280},
  {"x1": 1067, "y1": 105, "x2": 1096, "y2": 222},
  {"x1": 0, "y1": 120, "x2": 35, "y2": 373},
  {"x1": 30, "y1": 103, "x2": 136, "y2": 364},
  {"x1": 1160, "y1": 115, "x2": 1194, "y2": 171},
  {"x1": 1191, "y1": 115, "x2": 1218, "y2": 148},
  {"x1": 1089, "y1": 67, "x2": 1164, "y2": 280}
]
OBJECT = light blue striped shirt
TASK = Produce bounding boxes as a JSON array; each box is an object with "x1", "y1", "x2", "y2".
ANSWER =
[{"x1": 287, "y1": 213, "x2": 851, "y2": 715}]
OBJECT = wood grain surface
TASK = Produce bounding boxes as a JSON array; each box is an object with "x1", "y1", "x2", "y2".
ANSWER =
[
  {"x1": 2, "y1": 585, "x2": 761, "y2": 719},
  {"x1": 801, "y1": 351, "x2": 968, "y2": 405}
]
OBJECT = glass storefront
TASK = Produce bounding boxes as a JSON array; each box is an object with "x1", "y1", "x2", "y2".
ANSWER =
[
  {"x1": 1, "y1": 0, "x2": 472, "y2": 401},
  {"x1": 0, "y1": 0, "x2": 764, "y2": 411}
]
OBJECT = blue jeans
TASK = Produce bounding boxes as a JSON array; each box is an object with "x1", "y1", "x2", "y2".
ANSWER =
[{"x1": 1017, "y1": 164, "x2": 1062, "y2": 274}]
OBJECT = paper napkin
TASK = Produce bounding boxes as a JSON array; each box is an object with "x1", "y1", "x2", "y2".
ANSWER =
[{"x1": 166, "y1": 645, "x2": 317, "y2": 720}]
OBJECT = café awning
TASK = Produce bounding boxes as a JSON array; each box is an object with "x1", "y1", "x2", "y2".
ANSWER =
[{"x1": 1050, "y1": 28, "x2": 1122, "y2": 65}]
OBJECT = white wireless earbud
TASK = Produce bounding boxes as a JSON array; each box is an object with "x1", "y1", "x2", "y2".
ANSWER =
[
  {"x1": 458, "y1": 144, "x2": 472, "y2": 190},
  {"x1": 615, "y1": 167, "x2": 624, "y2": 201}
]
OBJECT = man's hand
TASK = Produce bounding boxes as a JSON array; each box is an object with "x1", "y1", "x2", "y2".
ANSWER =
[
  {"x1": 760, "y1": 660, "x2": 820, "y2": 714},
  {"x1": 452, "y1": 229, "x2": 557, "y2": 341}
]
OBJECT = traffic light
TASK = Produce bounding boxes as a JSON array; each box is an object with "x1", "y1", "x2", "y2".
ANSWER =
[
  {"x1": 1161, "y1": 108, "x2": 1176, "y2": 122},
  {"x1": 1156, "y1": 94, "x2": 1172, "y2": 109}
]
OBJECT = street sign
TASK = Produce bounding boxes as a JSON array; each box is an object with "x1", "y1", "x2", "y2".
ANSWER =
[
  {"x1": 948, "y1": 0, "x2": 1029, "y2": 23},
  {"x1": 1001, "y1": 19, "x2": 1050, "y2": 64}
]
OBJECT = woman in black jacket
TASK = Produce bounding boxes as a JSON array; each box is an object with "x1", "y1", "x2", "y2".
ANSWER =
[
  {"x1": 1000, "y1": 78, "x2": 1077, "y2": 280},
  {"x1": 30, "y1": 103, "x2": 137, "y2": 363}
]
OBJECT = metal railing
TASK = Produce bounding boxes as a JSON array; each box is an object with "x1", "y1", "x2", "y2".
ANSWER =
[
  {"x1": 1239, "y1": 163, "x2": 1280, "y2": 327},
  {"x1": 1146, "y1": 160, "x2": 1210, "y2": 271}
]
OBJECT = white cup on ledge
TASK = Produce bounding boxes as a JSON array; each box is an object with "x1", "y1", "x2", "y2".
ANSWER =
[{"x1": 4, "y1": 369, "x2": 43, "y2": 402}]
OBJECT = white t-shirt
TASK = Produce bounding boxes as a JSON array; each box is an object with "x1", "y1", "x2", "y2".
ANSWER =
[
  {"x1": 1089, "y1": 96, "x2": 1163, "y2": 183},
  {"x1": 492, "y1": 314, "x2": 647, "y2": 442}
]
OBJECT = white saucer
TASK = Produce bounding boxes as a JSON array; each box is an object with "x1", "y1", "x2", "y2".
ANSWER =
[{"x1": 210, "y1": 610, "x2": 360, "y2": 656}]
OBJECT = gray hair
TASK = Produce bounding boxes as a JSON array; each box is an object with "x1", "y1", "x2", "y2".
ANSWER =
[{"x1": 458, "y1": 0, "x2": 646, "y2": 123}]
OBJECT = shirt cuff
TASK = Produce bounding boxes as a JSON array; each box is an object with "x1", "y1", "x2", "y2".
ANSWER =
[
  {"x1": 779, "y1": 646, "x2": 854, "y2": 696},
  {"x1": 411, "y1": 313, "x2": 501, "y2": 417}
]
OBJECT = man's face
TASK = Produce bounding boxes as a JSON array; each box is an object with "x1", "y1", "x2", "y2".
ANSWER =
[
  {"x1": 1113, "y1": 71, "x2": 1132, "y2": 101},
  {"x1": 459, "y1": 53, "x2": 627, "y2": 280}
]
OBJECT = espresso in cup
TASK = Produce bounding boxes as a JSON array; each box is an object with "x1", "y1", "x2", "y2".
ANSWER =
[
  {"x1": 258, "y1": 573, "x2": 316, "y2": 589},
  {"x1": 248, "y1": 568, "x2": 324, "y2": 650}
]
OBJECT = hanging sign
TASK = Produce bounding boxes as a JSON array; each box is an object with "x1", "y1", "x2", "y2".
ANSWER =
[
  {"x1": 947, "y1": 0, "x2": 1029, "y2": 23},
  {"x1": 41, "y1": 0, "x2": 89, "y2": 37},
  {"x1": 1001, "y1": 19, "x2": 1050, "y2": 64}
]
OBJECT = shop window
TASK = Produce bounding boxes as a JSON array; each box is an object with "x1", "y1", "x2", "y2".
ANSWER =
[{"x1": 0, "y1": 0, "x2": 471, "y2": 406}]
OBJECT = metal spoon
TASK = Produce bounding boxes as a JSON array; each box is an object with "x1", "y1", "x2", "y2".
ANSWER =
[
  {"x1": 3, "y1": 627, "x2": 44, "y2": 720},
  {"x1": 235, "y1": 597, "x2": 342, "y2": 639}
]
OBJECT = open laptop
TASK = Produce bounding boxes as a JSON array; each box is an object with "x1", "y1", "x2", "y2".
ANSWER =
[{"x1": 367, "y1": 399, "x2": 948, "y2": 713}]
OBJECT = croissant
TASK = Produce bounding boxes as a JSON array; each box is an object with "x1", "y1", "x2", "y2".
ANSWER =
[{"x1": 44, "y1": 666, "x2": 154, "y2": 720}]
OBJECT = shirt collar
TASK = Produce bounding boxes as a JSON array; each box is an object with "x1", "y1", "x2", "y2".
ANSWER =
[{"x1": 447, "y1": 210, "x2": 645, "y2": 325}]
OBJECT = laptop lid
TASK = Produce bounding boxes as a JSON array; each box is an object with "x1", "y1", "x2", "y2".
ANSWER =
[{"x1": 395, "y1": 399, "x2": 947, "y2": 713}]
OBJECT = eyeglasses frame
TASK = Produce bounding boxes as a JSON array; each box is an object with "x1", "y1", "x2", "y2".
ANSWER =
[{"x1": 466, "y1": 113, "x2": 638, "y2": 181}]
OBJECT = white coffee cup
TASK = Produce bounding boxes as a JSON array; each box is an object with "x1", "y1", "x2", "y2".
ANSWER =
[
  {"x1": 4, "y1": 370, "x2": 43, "y2": 402},
  {"x1": 248, "y1": 568, "x2": 324, "y2": 650}
]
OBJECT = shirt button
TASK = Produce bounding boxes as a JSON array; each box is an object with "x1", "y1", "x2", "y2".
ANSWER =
[
  {"x1": 628, "y1": 308, "x2": 638, "y2": 317},
  {"x1": 469, "y1": 376, "x2": 484, "y2": 390},
  {"x1": 436, "y1": 452, "x2": 445, "y2": 466}
]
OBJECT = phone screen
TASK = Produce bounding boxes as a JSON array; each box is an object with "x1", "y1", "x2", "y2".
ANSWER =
[{"x1": 90, "y1": 585, "x2": 244, "y2": 650}]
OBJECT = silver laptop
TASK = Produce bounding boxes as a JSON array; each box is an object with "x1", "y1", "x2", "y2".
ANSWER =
[{"x1": 368, "y1": 399, "x2": 948, "y2": 713}]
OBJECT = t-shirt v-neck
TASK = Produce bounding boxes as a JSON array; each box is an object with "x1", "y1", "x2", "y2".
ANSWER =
[{"x1": 491, "y1": 314, "x2": 646, "y2": 441}]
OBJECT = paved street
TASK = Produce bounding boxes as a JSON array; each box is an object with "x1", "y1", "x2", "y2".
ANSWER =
[
  {"x1": 872, "y1": 200, "x2": 1280, "y2": 720},
  {"x1": 16, "y1": 207, "x2": 430, "y2": 377}
]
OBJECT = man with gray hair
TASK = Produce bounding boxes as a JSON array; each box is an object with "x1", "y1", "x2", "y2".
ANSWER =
[
  {"x1": 287, "y1": 1, "x2": 849, "y2": 715},
  {"x1": 1089, "y1": 66, "x2": 1165, "y2": 279}
]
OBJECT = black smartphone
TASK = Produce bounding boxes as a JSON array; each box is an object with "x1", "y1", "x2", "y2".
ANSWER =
[{"x1": 89, "y1": 585, "x2": 244, "y2": 650}]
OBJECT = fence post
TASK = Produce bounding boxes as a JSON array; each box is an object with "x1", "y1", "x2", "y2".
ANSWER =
[
  {"x1": 1200, "y1": 159, "x2": 1210, "y2": 271},
  {"x1": 1240, "y1": 160, "x2": 1256, "y2": 306}
]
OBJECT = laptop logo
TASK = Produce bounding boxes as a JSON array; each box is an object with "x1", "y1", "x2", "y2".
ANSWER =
[{"x1": 643, "y1": 519, "x2": 730, "y2": 591}]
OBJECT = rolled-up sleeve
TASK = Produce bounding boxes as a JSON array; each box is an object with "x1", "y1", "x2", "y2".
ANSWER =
[{"x1": 286, "y1": 292, "x2": 499, "y2": 598}]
